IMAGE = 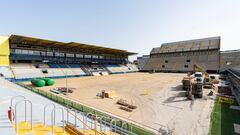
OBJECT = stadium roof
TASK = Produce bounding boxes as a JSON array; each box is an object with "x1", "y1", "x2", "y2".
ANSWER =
[
  {"x1": 9, "y1": 34, "x2": 137, "y2": 56},
  {"x1": 151, "y1": 36, "x2": 220, "y2": 54}
]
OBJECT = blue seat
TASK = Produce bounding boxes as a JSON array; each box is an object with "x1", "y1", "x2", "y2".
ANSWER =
[
  {"x1": 69, "y1": 64, "x2": 80, "y2": 68},
  {"x1": 58, "y1": 64, "x2": 68, "y2": 68},
  {"x1": 48, "y1": 63, "x2": 59, "y2": 68}
]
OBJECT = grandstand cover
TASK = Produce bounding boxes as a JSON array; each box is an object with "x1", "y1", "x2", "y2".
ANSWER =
[{"x1": 9, "y1": 35, "x2": 137, "y2": 56}]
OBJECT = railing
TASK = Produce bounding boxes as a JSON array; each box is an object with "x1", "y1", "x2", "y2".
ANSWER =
[
  {"x1": 44, "y1": 103, "x2": 56, "y2": 126},
  {"x1": 14, "y1": 99, "x2": 33, "y2": 132},
  {"x1": 51, "y1": 107, "x2": 65, "y2": 133},
  {"x1": 225, "y1": 69, "x2": 240, "y2": 105},
  {"x1": 18, "y1": 83, "x2": 157, "y2": 135}
]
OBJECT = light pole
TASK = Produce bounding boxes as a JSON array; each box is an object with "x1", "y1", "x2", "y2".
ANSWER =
[{"x1": 65, "y1": 69, "x2": 69, "y2": 123}]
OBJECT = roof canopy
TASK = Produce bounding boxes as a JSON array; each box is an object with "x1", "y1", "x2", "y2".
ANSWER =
[
  {"x1": 151, "y1": 36, "x2": 220, "y2": 54},
  {"x1": 9, "y1": 35, "x2": 137, "y2": 56}
]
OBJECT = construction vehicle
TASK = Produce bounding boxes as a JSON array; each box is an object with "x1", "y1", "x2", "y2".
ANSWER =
[
  {"x1": 182, "y1": 73, "x2": 203, "y2": 99},
  {"x1": 182, "y1": 65, "x2": 205, "y2": 100},
  {"x1": 193, "y1": 64, "x2": 216, "y2": 88},
  {"x1": 193, "y1": 64, "x2": 209, "y2": 77}
]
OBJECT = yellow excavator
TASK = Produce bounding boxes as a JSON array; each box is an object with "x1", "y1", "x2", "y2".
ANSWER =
[
  {"x1": 193, "y1": 64, "x2": 209, "y2": 77},
  {"x1": 193, "y1": 64, "x2": 216, "y2": 88}
]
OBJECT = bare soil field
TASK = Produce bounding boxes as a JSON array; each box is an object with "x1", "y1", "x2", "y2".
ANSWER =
[{"x1": 23, "y1": 73, "x2": 214, "y2": 135}]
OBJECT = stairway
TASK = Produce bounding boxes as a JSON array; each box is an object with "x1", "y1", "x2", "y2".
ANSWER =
[{"x1": 0, "y1": 115, "x2": 15, "y2": 135}]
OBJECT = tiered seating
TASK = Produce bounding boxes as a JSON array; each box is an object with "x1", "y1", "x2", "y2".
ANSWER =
[
  {"x1": 69, "y1": 64, "x2": 80, "y2": 68},
  {"x1": 11, "y1": 64, "x2": 44, "y2": 79},
  {"x1": 12, "y1": 68, "x2": 44, "y2": 79},
  {"x1": 11, "y1": 63, "x2": 34, "y2": 68},
  {"x1": 104, "y1": 64, "x2": 133, "y2": 73},
  {"x1": 9, "y1": 62, "x2": 138, "y2": 79},
  {"x1": 0, "y1": 66, "x2": 14, "y2": 78},
  {"x1": 62, "y1": 69, "x2": 74, "y2": 76},
  {"x1": 46, "y1": 69, "x2": 65, "y2": 77},
  {"x1": 83, "y1": 64, "x2": 109, "y2": 76},
  {"x1": 126, "y1": 64, "x2": 138, "y2": 72},
  {"x1": 36, "y1": 64, "x2": 49, "y2": 68},
  {"x1": 58, "y1": 63, "x2": 69, "y2": 68},
  {"x1": 71, "y1": 68, "x2": 86, "y2": 76},
  {"x1": 48, "y1": 63, "x2": 59, "y2": 68}
]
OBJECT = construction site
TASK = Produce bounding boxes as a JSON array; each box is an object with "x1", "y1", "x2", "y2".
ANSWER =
[
  {"x1": 21, "y1": 72, "x2": 215, "y2": 135},
  {"x1": 0, "y1": 35, "x2": 240, "y2": 135}
]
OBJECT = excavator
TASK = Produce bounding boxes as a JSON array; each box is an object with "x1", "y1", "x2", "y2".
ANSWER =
[
  {"x1": 193, "y1": 64, "x2": 217, "y2": 88},
  {"x1": 182, "y1": 64, "x2": 218, "y2": 100},
  {"x1": 182, "y1": 64, "x2": 207, "y2": 99}
]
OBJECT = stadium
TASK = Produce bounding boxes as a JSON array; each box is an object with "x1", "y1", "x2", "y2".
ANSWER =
[{"x1": 0, "y1": 35, "x2": 240, "y2": 135}]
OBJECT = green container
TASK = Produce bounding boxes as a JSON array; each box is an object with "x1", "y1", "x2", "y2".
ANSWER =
[
  {"x1": 31, "y1": 79, "x2": 46, "y2": 87},
  {"x1": 41, "y1": 78, "x2": 55, "y2": 86}
]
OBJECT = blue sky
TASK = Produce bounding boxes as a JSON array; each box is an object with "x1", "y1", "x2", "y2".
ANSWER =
[{"x1": 1, "y1": 0, "x2": 240, "y2": 61}]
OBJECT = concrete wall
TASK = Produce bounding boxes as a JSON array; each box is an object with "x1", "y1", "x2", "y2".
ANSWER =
[{"x1": 220, "y1": 50, "x2": 240, "y2": 71}]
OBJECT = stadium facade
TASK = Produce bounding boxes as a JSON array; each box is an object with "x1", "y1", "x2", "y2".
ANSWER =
[
  {"x1": 0, "y1": 34, "x2": 138, "y2": 80},
  {"x1": 142, "y1": 36, "x2": 221, "y2": 72}
]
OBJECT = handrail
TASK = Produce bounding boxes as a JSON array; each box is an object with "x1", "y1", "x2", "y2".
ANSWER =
[
  {"x1": 44, "y1": 103, "x2": 56, "y2": 126},
  {"x1": 86, "y1": 112, "x2": 94, "y2": 129},
  {"x1": 10, "y1": 95, "x2": 26, "y2": 109},
  {"x1": 99, "y1": 116, "x2": 108, "y2": 132},
  {"x1": 110, "y1": 119, "x2": 117, "y2": 135},
  {"x1": 14, "y1": 99, "x2": 32, "y2": 132},
  {"x1": 51, "y1": 107, "x2": 65, "y2": 133},
  {"x1": 67, "y1": 110, "x2": 103, "y2": 135},
  {"x1": 67, "y1": 107, "x2": 137, "y2": 135},
  {"x1": 10, "y1": 96, "x2": 27, "y2": 122},
  {"x1": 121, "y1": 122, "x2": 128, "y2": 135}
]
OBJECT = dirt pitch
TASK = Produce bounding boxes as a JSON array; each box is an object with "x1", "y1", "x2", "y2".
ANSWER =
[{"x1": 23, "y1": 73, "x2": 214, "y2": 135}]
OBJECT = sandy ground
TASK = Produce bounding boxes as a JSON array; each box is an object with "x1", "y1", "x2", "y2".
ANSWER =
[{"x1": 23, "y1": 73, "x2": 215, "y2": 135}]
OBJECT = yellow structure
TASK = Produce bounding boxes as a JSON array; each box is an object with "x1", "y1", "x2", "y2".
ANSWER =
[
  {"x1": 142, "y1": 89, "x2": 149, "y2": 96},
  {"x1": 0, "y1": 36, "x2": 10, "y2": 66},
  {"x1": 105, "y1": 90, "x2": 117, "y2": 98}
]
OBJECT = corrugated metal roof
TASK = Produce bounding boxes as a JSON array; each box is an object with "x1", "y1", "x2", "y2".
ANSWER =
[{"x1": 9, "y1": 35, "x2": 137, "y2": 56}]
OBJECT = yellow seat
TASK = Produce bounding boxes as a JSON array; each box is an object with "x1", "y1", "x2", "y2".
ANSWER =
[
  {"x1": 33, "y1": 123, "x2": 52, "y2": 135},
  {"x1": 12, "y1": 121, "x2": 71, "y2": 135},
  {"x1": 12, "y1": 121, "x2": 32, "y2": 135}
]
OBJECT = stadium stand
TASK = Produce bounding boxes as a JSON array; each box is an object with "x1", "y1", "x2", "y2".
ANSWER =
[
  {"x1": 220, "y1": 50, "x2": 240, "y2": 71},
  {"x1": 69, "y1": 63, "x2": 80, "y2": 68},
  {"x1": 0, "y1": 34, "x2": 138, "y2": 80},
  {"x1": 34, "y1": 64, "x2": 49, "y2": 68},
  {"x1": 142, "y1": 37, "x2": 220, "y2": 72},
  {"x1": 48, "y1": 63, "x2": 59, "y2": 68},
  {"x1": 0, "y1": 66, "x2": 14, "y2": 78},
  {"x1": 45, "y1": 68, "x2": 65, "y2": 77},
  {"x1": 103, "y1": 64, "x2": 137, "y2": 74},
  {"x1": 71, "y1": 68, "x2": 86, "y2": 76},
  {"x1": 62, "y1": 68, "x2": 75, "y2": 76},
  {"x1": 58, "y1": 63, "x2": 69, "y2": 68},
  {"x1": 12, "y1": 68, "x2": 44, "y2": 79},
  {"x1": 126, "y1": 63, "x2": 138, "y2": 72}
]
